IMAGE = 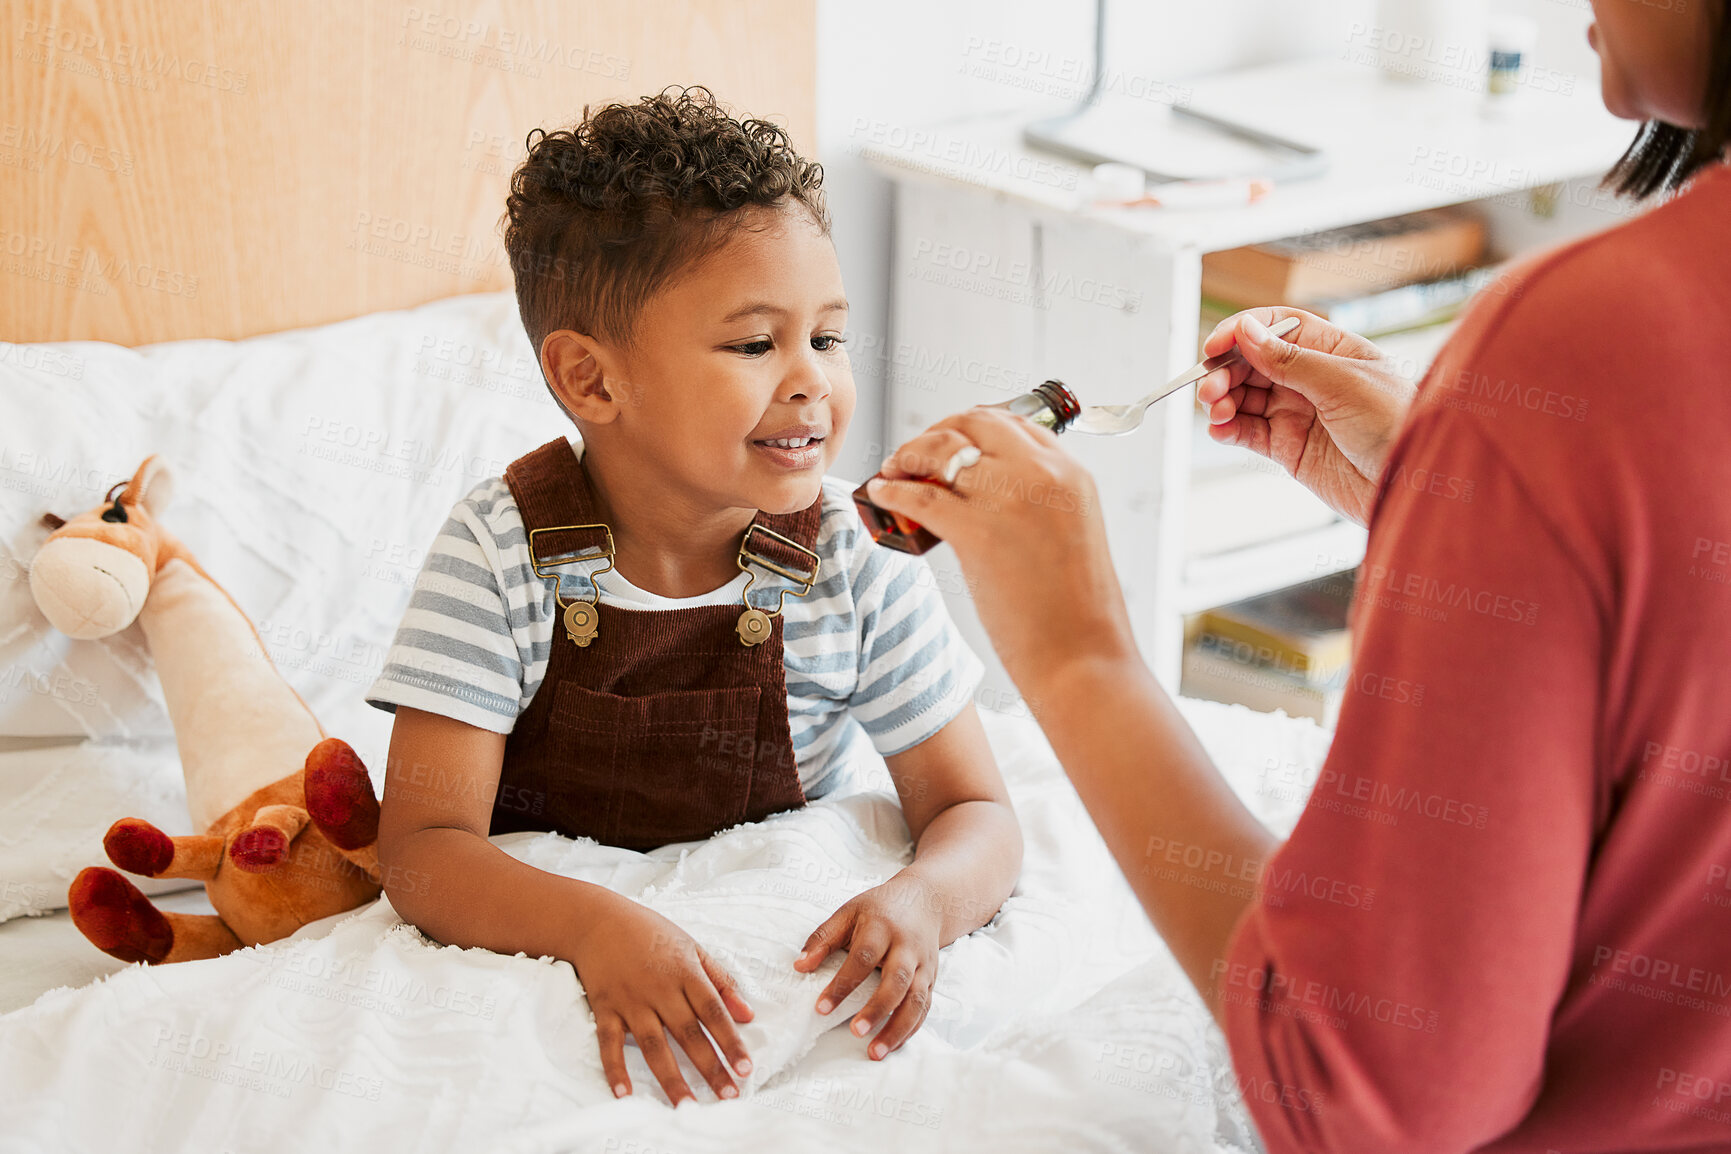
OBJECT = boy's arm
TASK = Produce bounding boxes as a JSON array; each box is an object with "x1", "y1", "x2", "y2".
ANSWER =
[
  {"x1": 885, "y1": 702, "x2": 1022, "y2": 945},
  {"x1": 377, "y1": 706, "x2": 755, "y2": 1103},
  {"x1": 795, "y1": 703, "x2": 1021, "y2": 1056},
  {"x1": 377, "y1": 704, "x2": 597, "y2": 956}
]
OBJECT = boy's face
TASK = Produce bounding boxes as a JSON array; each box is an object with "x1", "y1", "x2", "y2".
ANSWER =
[{"x1": 594, "y1": 204, "x2": 855, "y2": 517}]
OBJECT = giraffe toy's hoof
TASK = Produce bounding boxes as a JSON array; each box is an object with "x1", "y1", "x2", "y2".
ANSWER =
[
  {"x1": 304, "y1": 739, "x2": 380, "y2": 851},
  {"x1": 68, "y1": 867, "x2": 173, "y2": 964},
  {"x1": 229, "y1": 826, "x2": 290, "y2": 872},
  {"x1": 103, "y1": 817, "x2": 176, "y2": 877}
]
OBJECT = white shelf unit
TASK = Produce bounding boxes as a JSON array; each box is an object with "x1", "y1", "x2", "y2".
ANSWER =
[{"x1": 865, "y1": 58, "x2": 1639, "y2": 704}]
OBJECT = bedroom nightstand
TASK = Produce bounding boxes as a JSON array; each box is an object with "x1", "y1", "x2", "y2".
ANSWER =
[{"x1": 861, "y1": 57, "x2": 1639, "y2": 705}]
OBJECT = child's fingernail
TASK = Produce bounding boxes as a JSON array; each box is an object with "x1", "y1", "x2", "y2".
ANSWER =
[
  {"x1": 817, "y1": 998, "x2": 833, "y2": 1014},
  {"x1": 612, "y1": 1083, "x2": 629, "y2": 1098},
  {"x1": 871, "y1": 1043, "x2": 887, "y2": 1059},
  {"x1": 735, "y1": 1058, "x2": 752, "y2": 1076},
  {"x1": 721, "y1": 1085, "x2": 738, "y2": 1099},
  {"x1": 852, "y1": 1018, "x2": 871, "y2": 1036}
]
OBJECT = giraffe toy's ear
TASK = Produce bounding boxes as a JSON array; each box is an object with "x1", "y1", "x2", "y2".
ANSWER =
[{"x1": 132, "y1": 456, "x2": 176, "y2": 518}]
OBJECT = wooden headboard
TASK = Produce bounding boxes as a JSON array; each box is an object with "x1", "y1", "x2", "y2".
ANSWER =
[{"x1": 3, "y1": 1, "x2": 815, "y2": 346}]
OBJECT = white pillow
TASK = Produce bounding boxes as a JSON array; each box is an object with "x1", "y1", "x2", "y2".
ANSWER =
[
  {"x1": 0, "y1": 292, "x2": 555, "y2": 754},
  {"x1": 0, "y1": 738, "x2": 200, "y2": 919},
  {"x1": 0, "y1": 293, "x2": 560, "y2": 916}
]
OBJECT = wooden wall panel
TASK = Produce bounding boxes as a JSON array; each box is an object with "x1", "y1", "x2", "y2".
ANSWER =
[{"x1": 1, "y1": 0, "x2": 816, "y2": 344}]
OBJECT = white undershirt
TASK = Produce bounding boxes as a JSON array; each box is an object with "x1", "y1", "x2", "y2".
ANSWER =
[{"x1": 593, "y1": 565, "x2": 749, "y2": 610}]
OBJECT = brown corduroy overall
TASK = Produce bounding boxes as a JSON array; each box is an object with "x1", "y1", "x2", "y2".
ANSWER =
[{"x1": 490, "y1": 439, "x2": 819, "y2": 851}]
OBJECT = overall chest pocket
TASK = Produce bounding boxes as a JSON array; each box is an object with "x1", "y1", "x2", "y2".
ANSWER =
[{"x1": 547, "y1": 683, "x2": 765, "y2": 850}]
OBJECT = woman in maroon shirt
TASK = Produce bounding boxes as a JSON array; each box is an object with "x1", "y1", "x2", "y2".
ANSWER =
[{"x1": 869, "y1": 4, "x2": 1731, "y2": 1150}]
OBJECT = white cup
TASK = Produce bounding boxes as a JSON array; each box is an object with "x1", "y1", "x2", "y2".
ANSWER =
[{"x1": 1372, "y1": 0, "x2": 1491, "y2": 91}]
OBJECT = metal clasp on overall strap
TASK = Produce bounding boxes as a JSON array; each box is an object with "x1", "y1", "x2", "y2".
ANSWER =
[
  {"x1": 529, "y1": 524, "x2": 615, "y2": 647},
  {"x1": 734, "y1": 524, "x2": 820, "y2": 647}
]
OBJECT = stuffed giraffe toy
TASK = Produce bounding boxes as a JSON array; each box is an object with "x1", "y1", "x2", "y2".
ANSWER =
[{"x1": 30, "y1": 455, "x2": 383, "y2": 964}]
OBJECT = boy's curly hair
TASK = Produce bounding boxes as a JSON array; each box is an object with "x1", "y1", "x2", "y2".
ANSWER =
[{"x1": 503, "y1": 86, "x2": 829, "y2": 356}]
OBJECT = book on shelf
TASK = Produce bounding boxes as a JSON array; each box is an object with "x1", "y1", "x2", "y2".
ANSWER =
[
  {"x1": 1196, "y1": 570, "x2": 1356, "y2": 682},
  {"x1": 1306, "y1": 264, "x2": 1501, "y2": 337},
  {"x1": 1201, "y1": 206, "x2": 1487, "y2": 307},
  {"x1": 1180, "y1": 642, "x2": 1345, "y2": 728},
  {"x1": 1178, "y1": 571, "x2": 1356, "y2": 725},
  {"x1": 1200, "y1": 263, "x2": 1499, "y2": 342}
]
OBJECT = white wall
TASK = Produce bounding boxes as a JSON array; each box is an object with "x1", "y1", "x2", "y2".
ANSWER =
[
  {"x1": 814, "y1": 0, "x2": 1090, "y2": 479},
  {"x1": 815, "y1": 0, "x2": 1601, "y2": 478}
]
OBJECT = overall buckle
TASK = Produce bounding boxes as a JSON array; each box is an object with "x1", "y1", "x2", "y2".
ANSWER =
[
  {"x1": 735, "y1": 524, "x2": 820, "y2": 647},
  {"x1": 529, "y1": 524, "x2": 615, "y2": 647}
]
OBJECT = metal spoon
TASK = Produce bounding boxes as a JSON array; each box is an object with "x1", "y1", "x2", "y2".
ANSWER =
[{"x1": 1071, "y1": 315, "x2": 1302, "y2": 436}]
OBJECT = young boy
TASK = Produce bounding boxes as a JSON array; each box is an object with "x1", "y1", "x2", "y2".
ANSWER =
[{"x1": 363, "y1": 88, "x2": 1022, "y2": 1107}]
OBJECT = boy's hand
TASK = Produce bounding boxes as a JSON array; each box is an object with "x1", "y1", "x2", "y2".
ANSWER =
[
  {"x1": 569, "y1": 893, "x2": 755, "y2": 1104},
  {"x1": 795, "y1": 869, "x2": 943, "y2": 1060}
]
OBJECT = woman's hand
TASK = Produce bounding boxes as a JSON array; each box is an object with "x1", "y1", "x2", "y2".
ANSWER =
[
  {"x1": 795, "y1": 870, "x2": 945, "y2": 1060},
  {"x1": 1197, "y1": 307, "x2": 1416, "y2": 525},
  {"x1": 568, "y1": 892, "x2": 755, "y2": 1104},
  {"x1": 867, "y1": 410, "x2": 1133, "y2": 684}
]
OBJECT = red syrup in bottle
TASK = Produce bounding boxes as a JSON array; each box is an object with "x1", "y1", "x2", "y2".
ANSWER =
[{"x1": 852, "y1": 380, "x2": 1081, "y2": 555}]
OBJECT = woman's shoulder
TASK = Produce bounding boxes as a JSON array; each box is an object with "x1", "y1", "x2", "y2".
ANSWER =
[
  {"x1": 1414, "y1": 165, "x2": 1731, "y2": 441},
  {"x1": 1379, "y1": 168, "x2": 1731, "y2": 587},
  {"x1": 1453, "y1": 164, "x2": 1731, "y2": 364}
]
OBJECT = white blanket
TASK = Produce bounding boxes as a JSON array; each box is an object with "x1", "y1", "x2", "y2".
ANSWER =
[{"x1": 0, "y1": 703, "x2": 1327, "y2": 1153}]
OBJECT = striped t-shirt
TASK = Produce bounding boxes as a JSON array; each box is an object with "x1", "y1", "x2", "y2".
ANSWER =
[{"x1": 364, "y1": 439, "x2": 984, "y2": 799}]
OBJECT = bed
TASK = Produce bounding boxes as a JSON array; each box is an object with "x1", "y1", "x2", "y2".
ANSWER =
[{"x1": 0, "y1": 6, "x2": 1334, "y2": 1151}]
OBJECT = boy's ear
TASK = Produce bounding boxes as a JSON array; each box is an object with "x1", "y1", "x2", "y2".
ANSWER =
[{"x1": 541, "y1": 330, "x2": 619, "y2": 424}]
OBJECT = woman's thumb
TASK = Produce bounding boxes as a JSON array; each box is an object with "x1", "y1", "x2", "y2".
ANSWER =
[
  {"x1": 1238, "y1": 314, "x2": 1303, "y2": 379},
  {"x1": 866, "y1": 476, "x2": 958, "y2": 540},
  {"x1": 1237, "y1": 313, "x2": 1341, "y2": 405},
  {"x1": 867, "y1": 476, "x2": 938, "y2": 518}
]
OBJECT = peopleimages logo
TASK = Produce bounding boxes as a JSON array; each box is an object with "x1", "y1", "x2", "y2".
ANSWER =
[
  {"x1": 1362, "y1": 563, "x2": 1540, "y2": 627},
  {"x1": 1312, "y1": 767, "x2": 1488, "y2": 830},
  {"x1": 1591, "y1": 946, "x2": 1731, "y2": 1000},
  {"x1": 1211, "y1": 960, "x2": 1441, "y2": 1033},
  {"x1": 1428, "y1": 367, "x2": 1589, "y2": 422},
  {"x1": 906, "y1": 237, "x2": 1138, "y2": 311}
]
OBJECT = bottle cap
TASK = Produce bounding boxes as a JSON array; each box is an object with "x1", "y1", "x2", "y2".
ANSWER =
[{"x1": 1034, "y1": 381, "x2": 1082, "y2": 433}]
